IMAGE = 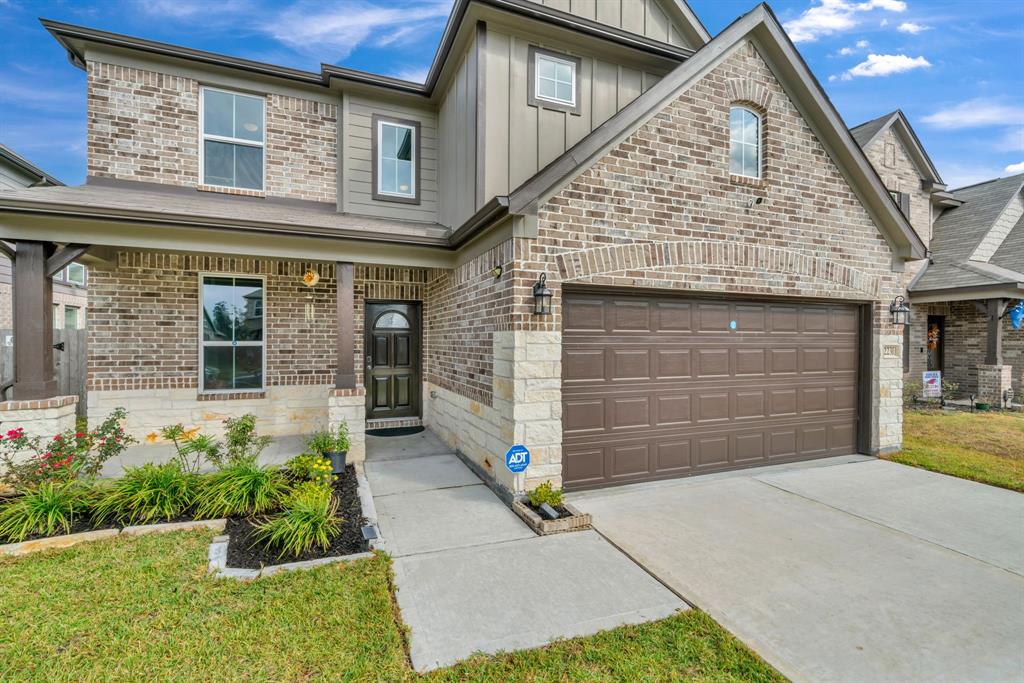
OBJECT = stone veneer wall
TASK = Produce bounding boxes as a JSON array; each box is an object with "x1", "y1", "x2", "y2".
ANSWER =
[
  {"x1": 0, "y1": 396, "x2": 78, "y2": 440},
  {"x1": 87, "y1": 61, "x2": 336, "y2": 202},
  {"x1": 516, "y1": 40, "x2": 907, "y2": 454}
]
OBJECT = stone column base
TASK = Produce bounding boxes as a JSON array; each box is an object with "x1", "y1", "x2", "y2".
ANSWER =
[
  {"x1": 976, "y1": 364, "x2": 1012, "y2": 406},
  {"x1": 0, "y1": 395, "x2": 78, "y2": 438},
  {"x1": 328, "y1": 389, "x2": 366, "y2": 463}
]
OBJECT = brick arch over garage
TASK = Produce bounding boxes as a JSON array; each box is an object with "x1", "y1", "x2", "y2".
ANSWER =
[{"x1": 555, "y1": 241, "x2": 882, "y2": 298}]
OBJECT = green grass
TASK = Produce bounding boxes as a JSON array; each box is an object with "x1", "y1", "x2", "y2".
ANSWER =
[
  {"x1": 884, "y1": 410, "x2": 1024, "y2": 492},
  {"x1": 0, "y1": 532, "x2": 784, "y2": 682}
]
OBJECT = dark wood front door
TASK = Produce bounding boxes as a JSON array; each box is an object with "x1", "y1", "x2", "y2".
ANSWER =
[{"x1": 365, "y1": 302, "x2": 421, "y2": 419}]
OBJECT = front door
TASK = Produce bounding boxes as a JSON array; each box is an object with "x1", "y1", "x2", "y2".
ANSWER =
[
  {"x1": 926, "y1": 315, "x2": 944, "y2": 372},
  {"x1": 365, "y1": 302, "x2": 421, "y2": 419}
]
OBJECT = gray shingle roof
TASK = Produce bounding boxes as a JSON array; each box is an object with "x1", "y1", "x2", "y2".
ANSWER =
[
  {"x1": 849, "y1": 112, "x2": 895, "y2": 148},
  {"x1": 911, "y1": 173, "x2": 1024, "y2": 292}
]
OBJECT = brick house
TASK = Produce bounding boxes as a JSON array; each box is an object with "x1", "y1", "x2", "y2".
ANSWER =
[
  {"x1": 0, "y1": 1, "x2": 927, "y2": 496},
  {"x1": 850, "y1": 112, "x2": 1023, "y2": 404},
  {"x1": 0, "y1": 144, "x2": 88, "y2": 333}
]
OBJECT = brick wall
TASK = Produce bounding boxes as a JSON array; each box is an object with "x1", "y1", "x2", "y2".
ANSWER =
[
  {"x1": 87, "y1": 61, "x2": 336, "y2": 202},
  {"x1": 861, "y1": 126, "x2": 933, "y2": 248}
]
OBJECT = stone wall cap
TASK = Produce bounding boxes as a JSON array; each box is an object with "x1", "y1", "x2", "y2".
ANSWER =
[{"x1": 0, "y1": 395, "x2": 78, "y2": 412}]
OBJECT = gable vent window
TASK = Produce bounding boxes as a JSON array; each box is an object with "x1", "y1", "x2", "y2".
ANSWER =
[
  {"x1": 201, "y1": 88, "x2": 265, "y2": 191},
  {"x1": 729, "y1": 106, "x2": 761, "y2": 179},
  {"x1": 527, "y1": 47, "x2": 582, "y2": 114}
]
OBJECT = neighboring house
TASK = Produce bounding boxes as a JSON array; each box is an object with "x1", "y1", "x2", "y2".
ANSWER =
[
  {"x1": 851, "y1": 112, "x2": 1023, "y2": 402},
  {"x1": 0, "y1": 144, "x2": 87, "y2": 331},
  {"x1": 0, "y1": 1, "x2": 927, "y2": 497}
]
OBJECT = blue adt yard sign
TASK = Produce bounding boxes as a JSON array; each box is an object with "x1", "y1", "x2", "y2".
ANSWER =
[{"x1": 505, "y1": 445, "x2": 530, "y2": 473}]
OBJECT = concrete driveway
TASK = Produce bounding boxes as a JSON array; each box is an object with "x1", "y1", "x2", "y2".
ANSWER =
[{"x1": 572, "y1": 456, "x2": 1024, "y2": 683}]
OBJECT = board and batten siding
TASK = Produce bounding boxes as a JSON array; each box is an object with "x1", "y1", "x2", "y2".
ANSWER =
[
  {"x1": 438, "y1": 32, "x2": 480, "y2": 228},
  {"x1": 534, "y1": 0, "x2": 696, "y2": 49},
  {"x1": 483, "y1": 24, "x2": 666, "y2": 199},
  {"x1": 342, "y1": 94, "x2": 439, "y2": 224}
]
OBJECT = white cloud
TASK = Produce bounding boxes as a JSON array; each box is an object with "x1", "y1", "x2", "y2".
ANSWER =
[
  {"x1": 923, "y1": 99, "x2": 1024, "y2": 129},
  {"x1": 839, "y1": 46, "x2": 855, "y2": 55},
  {"x1": 856, "y1": 39, "x2": 870, "y2": 47},
  {"x1": 897, "y1": 21, "x2": 930, "y2": 34},
  {"x1": 1005, "y1": 162, "x2": 1024, "y2": 174},
  {"x1": 838, "y1": 39, "x2": 870, "y2": 55},
  {"x1": 839, "y1": 53, "x2": 931, "y2": 79},
  {"x1": 938, "y1": 161, "x2": 1003, "y2": 189},
  {"x1": 784, "y1": 0, "x2": 906, "y2": 43},
  {"x1": 391, "y1": 66, "x2": 429, "y2": 83},
  {"x1": 880, "y1": 18, "x2": 889, "y2": 26},
  {"x1": 998, "y1": 127, "x2": 1024, "y2": 153},
  {"x1": 264, "y1": 1, "x2": 451, "y2": 61}
]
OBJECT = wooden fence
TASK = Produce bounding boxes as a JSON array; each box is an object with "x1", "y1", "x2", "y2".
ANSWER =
[{"x1": 0, "y1": 328, "x2": 87, "y2": 416}]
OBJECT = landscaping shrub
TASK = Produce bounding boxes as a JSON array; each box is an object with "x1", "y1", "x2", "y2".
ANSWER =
[
  {"x1": 92, "y1": 462, "x2": 199, "y2": 526},
  {"x1": 156, "y1": 425, "x2": 222, "y2": 473},
  {"x1": 0, "y1": 408, "x2": 135, "y2": 491},
  {"x1": 306, "y1": 423, "x2": 350, "y2": 456},
  {"x1": 253, "y1": 481, "x2": 341, "y2": 559},
  {"x1": 222, "y1": 415, "x2": 272, "y2": 465},
  {"x1": 527, "y1": 481, "x2": 564, "y2": 509},
  {"x1": 0, "y1": 482, "x2": 94, "y2": 542},
  {"x1": 148, "y1": 414, "x2": 269, "y2": 471},
  {"x1": 193, "y1": 458, "x2": 287, "y2": 518},
  {"x1": 285, "y1": 453, "x2": 333, "y2": 487}
]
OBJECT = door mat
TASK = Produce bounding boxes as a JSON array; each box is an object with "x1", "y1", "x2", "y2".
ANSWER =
[{"x1": 366, "y1": 426, "x2": 426, "y2": 437}]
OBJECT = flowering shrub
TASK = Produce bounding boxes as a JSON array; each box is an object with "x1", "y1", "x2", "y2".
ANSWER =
[
  {"x1": 285, "y1": 453, "x2": 334, "y2": 487},
  {"x1": 0, "y1": 408, "x2": 135, "y2": 491},
  {"x1": 155, "y1": 424, "x2": 222, "y2": 474}
]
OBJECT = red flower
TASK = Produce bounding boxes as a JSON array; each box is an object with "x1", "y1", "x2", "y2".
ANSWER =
[
  {"x1": 75, "y1": 432, "x2": 86, "y2": 438},
  {"x1": 53, "y1": 435, "x2": 62, "y2": 441}
]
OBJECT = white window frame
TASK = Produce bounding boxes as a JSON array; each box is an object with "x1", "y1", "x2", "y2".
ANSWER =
[
  {"x1": 729, "y1": 106, "x2": 762, "y2": 180},
  {"x1": 534, "y1": 52, "x2": 577, "y2": 108},
  {"x1": 199, "y1": 86, "x2": 266, "y2": 191},
  {"x1": 198, "y1": 273, "x2": 267, "y2": 394},
  {"x1": 375, "y1": 119, "x2": 417, "y2": 199},
  {"x1": 63, "y1": 262, "x2": 86, "y2": 287}
]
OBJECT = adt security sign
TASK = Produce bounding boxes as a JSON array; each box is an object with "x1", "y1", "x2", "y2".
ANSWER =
[{"x1": 505, "y1": 445, "x2": 530, "y2": 473}]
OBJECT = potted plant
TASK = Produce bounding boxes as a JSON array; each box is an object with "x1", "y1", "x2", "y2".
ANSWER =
[{"x1": 307, "y1": 423, "x2": 350, "y2": 475}]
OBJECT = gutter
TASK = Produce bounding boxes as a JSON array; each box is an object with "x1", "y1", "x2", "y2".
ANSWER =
[{"x1": 448, "y1": 196, "x2": 510, "y2": 247}]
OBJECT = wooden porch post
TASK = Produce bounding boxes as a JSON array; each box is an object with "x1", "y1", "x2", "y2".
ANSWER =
[
  {"x1": 335, "y1": 261, "x2": 355, "y2": 389},
  {"x1": 985, "y1": 298, "x2": 1006, "y2": 365},
  {"x1": 11, "y1": 240, "x2": 58, "y2": 400}
]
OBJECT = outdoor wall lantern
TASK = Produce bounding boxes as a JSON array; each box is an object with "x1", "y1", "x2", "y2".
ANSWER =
[
  {"x1": 532, "y1": 273, "x2": 553, "y2": 315},
  {"x1": 889, "y1": 295, "x2": 910, "y2": 326}
]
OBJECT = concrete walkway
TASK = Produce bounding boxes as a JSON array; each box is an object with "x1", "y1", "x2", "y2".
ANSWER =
[
  {"x1": 572, "y1": 457, "x2": 1024, "y2": 683},
  {"x1": 363, "y1": 431, "x2": 686, "y2": 672}
]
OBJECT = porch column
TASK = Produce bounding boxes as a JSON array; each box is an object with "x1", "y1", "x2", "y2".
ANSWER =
[
  {"x1": 985, "y1": 298, "x2": 1005, "y2": 365},
  {"x1": 335, "y1": 261, "x2": 355, "y2": 388},
  {"x1": 977, "y1": 298, "x2": 1011, "y2": 405},
  {"x1": 11, "y1": 240, "x2": 57, "y2": 399}
]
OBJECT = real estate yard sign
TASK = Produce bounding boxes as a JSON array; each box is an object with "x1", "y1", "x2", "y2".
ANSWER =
[{"x1": 922, "y1": 371, "x2": 942, "y2": 398}]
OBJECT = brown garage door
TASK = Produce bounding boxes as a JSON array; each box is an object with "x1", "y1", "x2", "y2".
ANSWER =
[{"x1": 562, "y1": 290, "x2": 861, "y2": 490}]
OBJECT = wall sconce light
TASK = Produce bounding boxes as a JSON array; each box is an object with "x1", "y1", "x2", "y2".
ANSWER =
[
  {"x1": 490, "y1": 265, "x2": 503, "y2": 278},
  {"x1": 889, "y1": 295, "x2": 910, "y2": 326},
  {"x1": 532, "y1": 273, "x2": 553, "y2": 315}
]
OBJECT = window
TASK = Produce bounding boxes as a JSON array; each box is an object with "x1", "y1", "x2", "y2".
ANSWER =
[
  {"x1": 373, "y1": 116, "x2": 419, "y2": 203},
  {"x1": 729, "y1": 106, "x2": 761, "y2": 179},
  {"x1": 201, "y1": 88, "x2": 265, "y2": 191},
  {"x1": 200, "y1": 276, "x2": 264, "y2": 392},
  {"x1": 528, "y1": 47, "x2": 581, "y2": 113},
  {"x1": 64, "y1": 306, "x2": 79, "y2": 330},
  {"x1": 64, "y1": 262, "x2": 86, "y2": 286}
]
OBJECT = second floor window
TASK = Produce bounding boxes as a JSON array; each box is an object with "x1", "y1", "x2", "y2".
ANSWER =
[
  {"x1": 64, "y1": 262, "x2": 86, "y2": 286},
  {"x1": 535, "y1": 53, "x2": 576, "y2": 107},
  {"x1": 729, "y1": 106, "x2": 761, "y2": 179},
  {"x1": 373, "y1": 116, "x2": 419, "y2": 203},
  {"x1": 201, "y1": 88, "x2": 265, "y2": 191}
]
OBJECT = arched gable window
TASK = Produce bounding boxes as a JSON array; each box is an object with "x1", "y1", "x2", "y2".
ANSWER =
[{"x1": 729, "y1": 106, "x2": 761, "y2": 179}]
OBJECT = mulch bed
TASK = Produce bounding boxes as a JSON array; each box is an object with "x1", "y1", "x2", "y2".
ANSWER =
[
  {"x1": 21, "y1": 516, "x2": 118, "y2": 543},
  {"x1": 225, "y1": 465, "x2": 368, "y2": 570},
  {"x1": 525, "y1": 502, "x2": 574, "y2": 520}
]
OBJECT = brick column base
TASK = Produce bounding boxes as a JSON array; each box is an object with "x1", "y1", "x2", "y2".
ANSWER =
[
  {"x1": 328, "y1": 389, "x2": 366, "y2": 463},
  {"x1": 976, "y1": 364, "x2": 1012, "y2": 406},
  {"x1": 0, "y1": 395, "x2": 78, "y2": 439}
]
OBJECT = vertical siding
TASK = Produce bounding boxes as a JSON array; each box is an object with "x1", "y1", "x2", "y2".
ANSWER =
[
  {"x1": 438, "y1": 34, "x2": 479, "y2": 228},
  {"x1": 484, "y1": 24, "x2": 670, "y2": 196},
  {"x1": 0, "y1": 162, "x2": 37, "y2": 190},
  {"x1": 344, "y1": 95, "x2": 439, "y2": 223},
  {"x1": 536, "y1": 0, "x2": 696, "y2": 48}
]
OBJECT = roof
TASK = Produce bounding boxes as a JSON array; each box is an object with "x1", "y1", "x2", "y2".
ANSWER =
[
  {"x1": 0, "y1": 178, "x2": 450, "y2": 246},
  {"x1": 42, "y1": 0, "x2": 704, "y2": 99},
  {"x1": 848, "y1": 110, "x2": 943, "y2": 185},
  {"x1": 505, "y1": 3, "x2": 926, "y2": 260},
  {"x1": 910, "y1": 173, "x2": 1024, "y2": 294},
  {"x1": 0, "y1": 144, "x2": 63, "y2": 187}
]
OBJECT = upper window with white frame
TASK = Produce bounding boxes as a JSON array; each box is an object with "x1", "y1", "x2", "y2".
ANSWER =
[
  {"x1": 201, "y1": 88, "x2": 265, "y2": 191},
  {"x1": 59, "y1": 262, "x2": 86, "y2": 287},
  {"x1": 200, "y1": 275, "x2": 264, "y2": 392},
  {"x1": 372, "y1": 115, "x2": 420, "y2": 204},
  {"x1": 729, "y1": 106, "x2": 761, "y2": 179},
  {"x1": 528, "y1": 47, "x2": 581, "y2": 114}
]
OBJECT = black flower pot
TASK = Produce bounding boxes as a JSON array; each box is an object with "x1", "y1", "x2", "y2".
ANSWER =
[{"x1": 325, "y1": 451, "x2": 347, "y2": 475}]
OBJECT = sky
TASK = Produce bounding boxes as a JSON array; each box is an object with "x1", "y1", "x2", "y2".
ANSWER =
[{"x1": 1, "y1": 0, "x2": 1021, "y2": 189}]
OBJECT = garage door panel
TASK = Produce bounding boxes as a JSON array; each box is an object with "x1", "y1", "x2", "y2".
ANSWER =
[
  {"x1": 563, "y1": 292, "x2": 861, "y2": 490},
  {"x1": 564, "y1": 297, "x2": 606, "y2": 332}
]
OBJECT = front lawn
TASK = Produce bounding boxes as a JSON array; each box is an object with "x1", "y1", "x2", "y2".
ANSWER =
[
  {"x1": 0, "y1": 531, "x2": 783, "y2": 682},
  {"x1": 885, "y1": 410, "x2": 1024, "y2": 492}
]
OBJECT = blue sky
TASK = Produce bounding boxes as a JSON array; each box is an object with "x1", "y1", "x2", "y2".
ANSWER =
[{"x1": 1, "y1": 0, "x2": 1021, "y2": 188}]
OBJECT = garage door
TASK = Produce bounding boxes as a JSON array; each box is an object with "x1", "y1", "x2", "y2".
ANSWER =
[{"x1": 562, "y1": 291, "x2": 861, "y2": 490}]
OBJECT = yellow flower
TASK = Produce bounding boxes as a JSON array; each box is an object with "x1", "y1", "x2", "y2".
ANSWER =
[
  {"x1": 182, "y1": 427, "x2": 201, "y2": 442},
  {"x1": 145, "y1": 432, "x2": 159, "y2": 444}
]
